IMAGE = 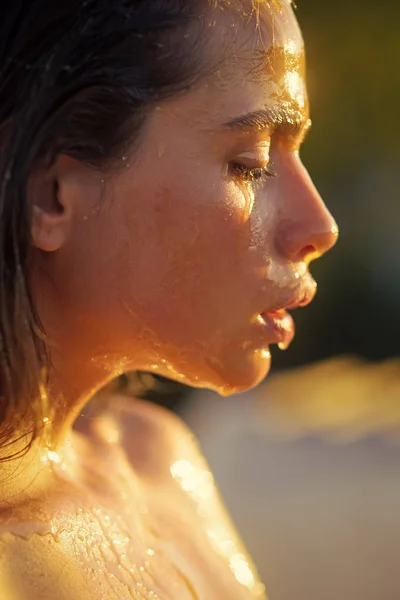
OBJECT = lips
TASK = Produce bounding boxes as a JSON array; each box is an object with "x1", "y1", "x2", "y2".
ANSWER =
[
  {"x1": 259, "y1": 279, "x2": 317, "y2": 350},
  {"x1": 259, "y1": 309, "x2": 295, "y2": 350}
]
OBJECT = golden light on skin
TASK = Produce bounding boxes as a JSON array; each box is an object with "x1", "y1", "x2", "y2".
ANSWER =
[
  {"x1": 46, "y1": 450, "x2": 62, "y2": 464},
  {"x1": 260, "y1": 349, "x2": 271, "y2": 361},
  {"x1": 232, "y1": 141, "x2": 272, "y2": 221},
  {"x1": 230, "y1": 554, "x2": 256, "y2": 588},
  {"x1": 170, "y1": 460, "x2": 214, "y2": 502},
  {"x1": 40, "y1": 449, "x2": 62, "y2": 465},
  {"x1": 284, "y1": 71, "x2": 305, "y2": 108},
  {"x1": 284, "y1": 39, "x2": 298, "y2": 55},
  {"x1": 170, "y1": 459, "x2": 265, "y2": 596},
  {"x1": 0, "y1": 4, "x2": 339, "y2": 599},
  {"x1": 206, "y1": 523, "x2": 265, "y2": 596},
  {"x1": 90, "y1": 354, "x2": 131, "y2": 375},
  {"x1": 251, "y1": 0, "x2": 292, "y2": 14}
]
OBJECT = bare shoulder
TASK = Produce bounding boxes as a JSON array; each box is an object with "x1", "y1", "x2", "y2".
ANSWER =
[
  {"x1": 94, "y1": 394, "x2": 207, "y2": 479},
  {"x1": 0, "y1": 530, "x2": 90, "y2": 600}
]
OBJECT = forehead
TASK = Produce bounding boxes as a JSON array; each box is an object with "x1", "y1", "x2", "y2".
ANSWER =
[
  {"x1": 249, "y1": 0, "x2": 304, "y2": 51},
  {"x1": 149, "y1": 1, "x2": 307, "y2": 134},
  {"x1": 208, "y1": 0, "x2": 307, "y2": 120},
  {"x1": 214, "y1": 1, "x2": 306, "y2": 98}
]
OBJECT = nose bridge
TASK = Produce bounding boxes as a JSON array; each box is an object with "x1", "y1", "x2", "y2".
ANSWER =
[{"x1": 275, "y1": 157, "x2": 338, "y2": 262}]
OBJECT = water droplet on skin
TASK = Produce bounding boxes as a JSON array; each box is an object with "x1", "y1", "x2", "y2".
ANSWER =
[
  {"x1": 51, "y1": 528, "x2": 61, "y2": 543},
  {"x1": 241, "y1": 185, "x2": 255, "y2": 221}
]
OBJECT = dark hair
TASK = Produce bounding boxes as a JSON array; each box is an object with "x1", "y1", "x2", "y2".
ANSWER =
[{"x1": 0, "y1": 0, "x2": 228, "y2": 457}]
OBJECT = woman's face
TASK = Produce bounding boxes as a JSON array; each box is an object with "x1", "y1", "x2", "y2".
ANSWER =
[{"x1": 34, "y1": 1, "x2": 338, "y2": 396}]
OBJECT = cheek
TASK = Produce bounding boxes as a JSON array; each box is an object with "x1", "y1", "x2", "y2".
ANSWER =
[{"x1": 118, "y1": 175, "x2": 260, "y2": 338}]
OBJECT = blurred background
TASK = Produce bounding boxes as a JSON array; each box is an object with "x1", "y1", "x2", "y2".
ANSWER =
[{"x1": 121, "y1": 1, "x2": 400, "y2": 598}]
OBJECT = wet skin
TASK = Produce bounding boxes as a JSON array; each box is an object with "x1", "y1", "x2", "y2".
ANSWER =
[
  {"x1": 30, "y1": 0, "x2": 338, "y2": 409},
  {"x1": 0, "y1": 2, "x2": 338, "y2": 598}
]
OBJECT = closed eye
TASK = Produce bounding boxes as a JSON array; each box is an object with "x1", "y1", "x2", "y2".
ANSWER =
[{"x1": 230, "y1": 162, "x2": 276, "y2": 183}]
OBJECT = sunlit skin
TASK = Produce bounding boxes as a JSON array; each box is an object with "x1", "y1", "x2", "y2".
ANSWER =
[{"x1": 0, "y1": 2, "x2": 338, "y2": 599}]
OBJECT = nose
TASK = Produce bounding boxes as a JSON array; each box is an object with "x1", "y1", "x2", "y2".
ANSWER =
[{"x1": 275, "y1": 154, "x2": 339, "y2": 263}]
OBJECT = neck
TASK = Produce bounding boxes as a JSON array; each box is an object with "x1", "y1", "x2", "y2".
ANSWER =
[{"x1": 0, "y1": 355, "x2": 121, "y2": 508}]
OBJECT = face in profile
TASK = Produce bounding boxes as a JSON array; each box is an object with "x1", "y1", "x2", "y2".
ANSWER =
[{"x1": 32, "y1": 1, "x2": 338, "y2": 397}]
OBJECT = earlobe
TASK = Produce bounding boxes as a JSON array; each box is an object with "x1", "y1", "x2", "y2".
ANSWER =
[
  {"x1": 31, "y1": 203, "x2": 68, "y2": 252},
  {"x1": 29, "y1": 170, "x2": 71, "y2": 253}
]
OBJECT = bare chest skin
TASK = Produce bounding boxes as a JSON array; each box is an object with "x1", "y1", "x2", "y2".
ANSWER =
[{"x1": 0, "y1": 397, "x2": 266, "y2": 600}]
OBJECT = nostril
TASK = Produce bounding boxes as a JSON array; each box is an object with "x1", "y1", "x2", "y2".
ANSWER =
[
  {"x1": 300, "y1": 244, "x2": 318, "y2": 262},
  {"x1": 307, "y1": 224, "x2": 339, "y2": 260},
  {"x1": 276, "y1": 214, "x2": 339, "y2": 262}
]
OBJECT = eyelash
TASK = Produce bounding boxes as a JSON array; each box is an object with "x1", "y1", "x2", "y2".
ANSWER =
[{"x1": 230, "y1": 162, "x2": 276, "y2": 183}]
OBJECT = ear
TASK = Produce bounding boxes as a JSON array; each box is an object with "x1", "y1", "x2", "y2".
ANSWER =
[{"x1": 29, "y1": 160, "x2": 73, "y2": 253}]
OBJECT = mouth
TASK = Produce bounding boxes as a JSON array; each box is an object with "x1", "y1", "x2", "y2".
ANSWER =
[
  {"x1": 259, "y1": 309, "x2": 295, "y2": 350},
  {"x1": 259, "y1": 281, "x2": 317, "y2": 351}
]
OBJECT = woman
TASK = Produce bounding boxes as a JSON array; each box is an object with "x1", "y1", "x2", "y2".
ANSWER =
[{"x1": 0, "y1": 0, "x2": 338, "y2": 598}]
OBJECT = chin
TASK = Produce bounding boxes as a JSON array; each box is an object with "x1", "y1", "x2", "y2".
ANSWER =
[
  {"x1": 192, "y1": 346, "x2": 272, "y2": 397},
  {"x1": 146, "y1": 344, "x2": 272, "y2": 397}
]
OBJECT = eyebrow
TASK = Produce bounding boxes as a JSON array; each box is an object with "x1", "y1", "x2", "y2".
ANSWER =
[{"x1": 222, "y1": 108, "x2": 311, "y2": 139}]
